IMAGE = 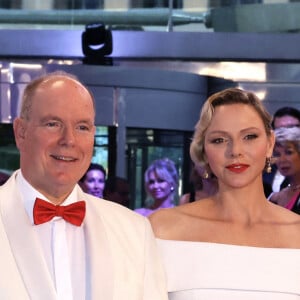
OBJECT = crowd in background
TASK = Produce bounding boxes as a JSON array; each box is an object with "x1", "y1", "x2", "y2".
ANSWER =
[
  {"x1": 67, "y1": 104, "x2": 300, "y2": 217},
  {"x1": 2, "y1": 105, "x2": 299, "y2": 215}
]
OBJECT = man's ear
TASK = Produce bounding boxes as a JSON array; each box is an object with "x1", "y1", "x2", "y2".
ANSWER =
[{"x1": 13, "y1": 118, "x2": 26, "y2": 148}]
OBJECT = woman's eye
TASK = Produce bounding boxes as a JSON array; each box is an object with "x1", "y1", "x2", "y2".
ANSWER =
[
  {"x1": 211, "y1": 138, "x2": 225, "y2": 144},
  {"x1": 285, "y1": 150, "x2": 294, "y2": 155},
  {"x1": 244, "y1": 134, "x2": 258, "y2": 140},
  {"x1": 157, "y1": 179, "x2": 166, "y2": 183}
]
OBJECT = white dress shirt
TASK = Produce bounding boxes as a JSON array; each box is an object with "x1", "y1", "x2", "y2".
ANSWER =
[
  {"x1": 17, "y1": 171, "x2": 86, "y2": 300},
  {"x1": 272, "y1": 170, "x2": 285, "y2": 192}
]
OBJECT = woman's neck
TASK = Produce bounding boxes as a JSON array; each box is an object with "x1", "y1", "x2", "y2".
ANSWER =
[{"x1": 151, "y1": 197, "x2": 174, "y2": 210}]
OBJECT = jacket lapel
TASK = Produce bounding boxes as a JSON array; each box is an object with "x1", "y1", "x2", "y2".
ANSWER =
[
  {"x1": 0, "y1": 172, "x2": 57, "y2": 300},
  {"x1": 81, "y1": 190, "x2": 115, "y2": 299}
]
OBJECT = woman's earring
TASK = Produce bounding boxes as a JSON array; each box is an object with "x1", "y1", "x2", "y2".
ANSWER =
[
  {"x1": 170, "y1": 186, "x2": 174, "y2": 191},
  {"x1": 202, "y1": 170, "x2": 209, "y2": 179},
  {"x1": 265, "y1": 157, "x2": 272, "y2": 173}
]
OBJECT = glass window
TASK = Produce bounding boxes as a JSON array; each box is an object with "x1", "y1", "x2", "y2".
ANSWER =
[
  {"x1": 92, "y1": 126, "x2": 109, "y2": 171},
  {"x1": 126, "y1": 128, "x2": 189, "y2": 208},
  {"x1": 0, "y1": 0, "x2": 296, "y2": 33}
]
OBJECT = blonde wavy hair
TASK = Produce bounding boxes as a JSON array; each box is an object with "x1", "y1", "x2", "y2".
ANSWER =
[{"x1": 190, "y1": 88, "x2": 273, "y2": 173}]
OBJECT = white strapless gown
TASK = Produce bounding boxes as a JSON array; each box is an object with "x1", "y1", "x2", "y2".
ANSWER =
[{"x1": 156, "y1": 239, "x2": 300, "y2": 300}]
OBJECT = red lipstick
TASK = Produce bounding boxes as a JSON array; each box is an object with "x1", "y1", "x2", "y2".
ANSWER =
[{"x1": 226, "y1": 164, "x2": 249, "y2": 173}]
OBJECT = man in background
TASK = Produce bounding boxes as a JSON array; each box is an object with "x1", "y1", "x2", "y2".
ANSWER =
[
  {"x1": 272, "y1": 106, "x2": 300, "y2": 130},
  {"x1": 0, "y1": 171, "x2": 10, "y2": 185},
  {"x1": 104, "y1": 176, "x2": 131, "y2": 208}
]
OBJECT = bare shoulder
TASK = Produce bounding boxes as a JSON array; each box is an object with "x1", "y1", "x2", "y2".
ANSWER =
[
  {"x1": 269, "y1": 201, "x2": 300, "y2": 221},
  {"x1": 268, "y1": 202, "x2": 300, "y2": 246},
  {"x1": 282, "y1": 210, "x2": 300, "y2": 247},
  {"x1": 282, "y1": 207, "x2": 300, "y2": 226},
  {"x1": 148, "y1": 207, "x2": 182, "y2": 239},
  {"x1": 149, "y1": 201, "x2": 208, "y2": 239}
]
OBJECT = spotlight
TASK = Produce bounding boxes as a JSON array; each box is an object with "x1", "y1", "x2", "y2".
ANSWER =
[{"x1": 82, "y1": 23, "x2": 113, "y2": 65}]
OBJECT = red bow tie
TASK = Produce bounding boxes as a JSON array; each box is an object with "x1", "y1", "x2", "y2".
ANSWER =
[{"x1": 33, "y1": 198, "x2": 86, "y2": 226}]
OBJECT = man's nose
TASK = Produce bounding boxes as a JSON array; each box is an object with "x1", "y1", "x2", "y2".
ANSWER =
[{"x1": 59, "y1": 126, "x2": 75, "y2": 146}]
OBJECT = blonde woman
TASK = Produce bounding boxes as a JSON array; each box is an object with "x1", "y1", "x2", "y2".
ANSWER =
[
  {"x1": 135, "y1": 158, "x2": 178, "y2": 216},
  {"x1": 150, "y1": 88, "x2": 300, "y2": 299}
]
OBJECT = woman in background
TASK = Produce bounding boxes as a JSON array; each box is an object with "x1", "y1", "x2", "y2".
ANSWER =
[
  {"x1": 79, "y1": 162, "x2": 106, "y2": 198},
  {"x1": 269, "y1": 126, "x2": 300, "y2": 214},
  {"x1": 135, "y1": 158, "x2": 178, "y2": 217},
  {"x1": 179, "y1": 163, "x2": 218, "y2": 205},
  {"x1": 149, "y1": 88, "x2": 300, "y2": 299}
]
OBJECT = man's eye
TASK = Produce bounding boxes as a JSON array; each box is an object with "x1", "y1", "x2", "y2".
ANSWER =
[
  {"x1": 78, "y1": 125, "x2": 90, "y2": 131},
  {"x1": 46, "y1": 122, "x2": 59, "y2": 127}
]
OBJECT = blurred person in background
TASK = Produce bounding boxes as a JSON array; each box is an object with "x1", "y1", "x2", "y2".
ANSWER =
[
  {"x1": 0, "y1": 171, "x2": 10, "y2": 185},
  {"x1": 135, "y1": 158, "x2": 178, "y2": 217},
  {"x1": 179, "y1": 164, "x2": 218, "y2": 205},
  {"x1": 263, "y1": 106, "x2": 300, "y2": 196},
  {"x1": 79, "y1": 162, "x2": 106, "y2": 198},
  {"x1": 103, "y1": 176, "x2": 131, "y2": 208},
  {"x1": 269, "y1": 126, "x2": 300, "y2": 214},
  {"x1": 271, "y1": 106, "x2": 300, "y2": 129}
]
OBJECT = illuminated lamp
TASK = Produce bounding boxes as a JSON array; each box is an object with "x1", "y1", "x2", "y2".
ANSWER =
[{"x1": 82, "y1": 23, "x2": 113, "y2": 64}]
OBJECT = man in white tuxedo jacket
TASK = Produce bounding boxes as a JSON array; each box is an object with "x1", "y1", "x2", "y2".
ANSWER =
[{"x1": 0, "y1": 71, "x2": 167, "y2": 300}]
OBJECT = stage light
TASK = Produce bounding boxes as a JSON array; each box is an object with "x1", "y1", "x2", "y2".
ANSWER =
[{"x1": 82, "y1": 23, "x2": 113, "y2": 64}]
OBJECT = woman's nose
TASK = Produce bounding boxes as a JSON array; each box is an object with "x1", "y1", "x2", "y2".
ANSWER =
[
  {"x1": 229, "y1": 141, "x2": 243, "y2": 158},
  {"x1": 95, "y1": 181, "x2": 102, "y2": 188}
]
